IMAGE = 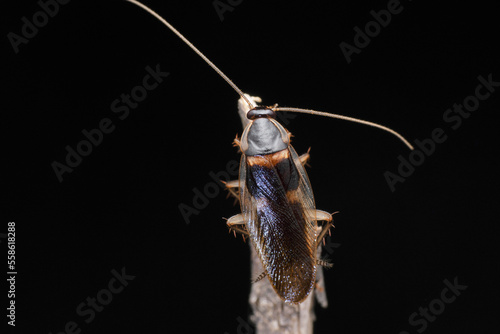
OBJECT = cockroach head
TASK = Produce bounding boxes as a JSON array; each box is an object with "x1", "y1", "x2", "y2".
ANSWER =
[{"x1": 246, "y1": 107, "x2": 276, "y2": 120}]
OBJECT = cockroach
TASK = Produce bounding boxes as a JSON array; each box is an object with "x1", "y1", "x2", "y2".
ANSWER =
[{"x1": 126, "y1": 0, "x2": 414, "y2": 304}]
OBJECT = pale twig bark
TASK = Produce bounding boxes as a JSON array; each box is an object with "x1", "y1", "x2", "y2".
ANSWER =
[{"x1": 237, "y1": 96, "x2": 329, "y2": 334}]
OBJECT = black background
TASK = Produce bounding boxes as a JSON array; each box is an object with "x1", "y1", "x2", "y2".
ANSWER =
[{"x1": 2, "y1": 0, "x2": 499, "y2": 333}]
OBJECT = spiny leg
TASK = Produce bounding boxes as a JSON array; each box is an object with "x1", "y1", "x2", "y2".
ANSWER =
[
  {"x1": 222, "y1": 179, "x2": 240, "y2": 201},
  {"x1": 233, "y1": 136, "x2": 241, "y2": 151},
  {"x1": 299, "y1": 147, "x2": 311, "y2": 166},
  {"x1": 252, "y1": 271, "x2": 267, "y2": 283},
  {"x1": 314, "y1": 211, "x2": 339, "y2": 268},
  {"x1": 316, "y1": 259, "x2": 333, "y2": 268},
  {"x1": 314, "y1": 210, "x2": 338, "y2": 248},
  {"x1": 223, "y1": 136, "x2": 243, "y2": 201},
  {"x1": 226, "y1": 213, "x2": 249, "y2": 238}
]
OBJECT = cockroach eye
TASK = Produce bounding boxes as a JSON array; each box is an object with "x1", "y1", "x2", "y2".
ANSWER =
[{"x1": 247, "y1": 107, "x2": 276, "y2": 120}]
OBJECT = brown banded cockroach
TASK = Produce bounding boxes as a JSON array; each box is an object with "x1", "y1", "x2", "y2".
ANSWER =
[{"x1": 126, "y1": 0, "x2": 414, "y2": 304}]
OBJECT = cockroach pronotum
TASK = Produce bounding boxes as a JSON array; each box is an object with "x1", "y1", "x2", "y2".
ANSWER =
[{"x1": 126, "y1": 0, "x2": 414, "y2": 304}]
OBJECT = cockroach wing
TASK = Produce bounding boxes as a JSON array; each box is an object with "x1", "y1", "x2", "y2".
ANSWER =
[{"x1": 240, "y1": 146, "x2": 318, "y2": 304}]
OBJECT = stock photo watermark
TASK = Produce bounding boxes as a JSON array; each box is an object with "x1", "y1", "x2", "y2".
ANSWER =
[
  {"x1": 7, "y1": 0, "x2": 71, "y2": 54},
  {"x1": 339, "y1": 0, "x2": 411, "y2": 64},
  {"x1": 399, "y1": 276, "x2": 467, "y2": 334},
  {"x1": 323, "y1": 238, "x2": 341, "y2": 257},
  {"x1": 179, "y1": 159, "x2": 239, "y2": 224},
  {"x1": 48, "y1": 267, "x2": 135, "y2": 334},
  {"x1": 51, "y1": 64, "x2": 169, "y2": 182},
  {"x1": 213, "y1": 0, "x2": 243, "y2": 22},
  {"x1": 5, "y1": 222, "x2": 16, "y2": 327},
  {"x1": 384, "y1": 72, "x2": 499, "y2": 192},
  {"x1": 224, "y1": 316, "x2": 254, "y2": 334}
]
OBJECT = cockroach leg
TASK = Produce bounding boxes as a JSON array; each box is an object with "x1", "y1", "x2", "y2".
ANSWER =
[
  {"x1": 227, "y1": 213, "x2": 244, "y2": 226},
  {"x1": 227, "y1": 214, "x2": 249, "y2": 236},
  {"x1": 230, "y1": 225, "x2": 248, "y2": 237},
  {"x1": 314, "y1": 210, "x2": 333, "y2": 222},
  {"x1": 315, "y1": 221, "x2": 333, "y2": 249},
  {"x1": 233, "y1": 136, "x2": 241, "y2": 149},
  {"x1": 316, "y1": 259, "x2": 333, "y2": 268},
  {"x1": 298, "y1": 149, "x2": 311, "y2": 166},
  {"x1": 313, "y1": 210, "x2": 335, "y2": 249},
  {"x1": 252, "y1": 271, "x2": 267, "y2": 283},
  {"x1": 223, "y1": 179, "x2": 240, "y2": 201}
]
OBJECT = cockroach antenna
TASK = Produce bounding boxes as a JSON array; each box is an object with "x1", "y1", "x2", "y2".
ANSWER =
[
  {"x1": 125, "y1": 0, "x2": 254, "y2": 109},
  {"x1": 274, "y1": 106, "x2": 414, "y2": 150},
  {"x1": 125, "y1": 0, "x2": 414, "y2": 150}
]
